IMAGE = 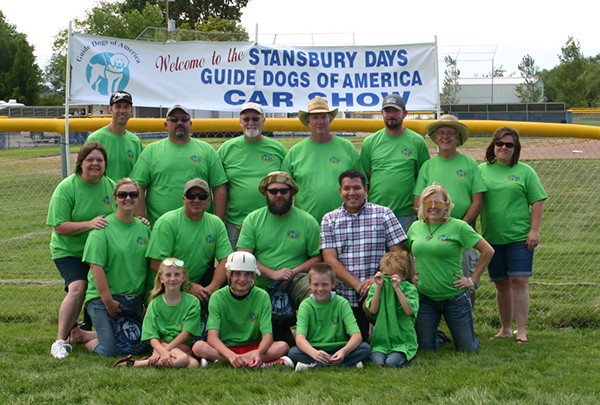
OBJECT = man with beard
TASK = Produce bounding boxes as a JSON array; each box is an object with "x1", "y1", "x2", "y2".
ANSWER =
[
  {"x1": 218, "y1": 102, "x2": 287, "y2": 249},
  {"x1": 131, "y1": 105, "x2": 228, "y2": 225},
  {"x1": 85, "y1": 91, "x2": 142, "y2": 182},
  {"x1": 360, "y1": 96, "x2": 430, "y2": 232},
  {"x1": 237, "y1": 171, "x2": 321, "y2": 346}
]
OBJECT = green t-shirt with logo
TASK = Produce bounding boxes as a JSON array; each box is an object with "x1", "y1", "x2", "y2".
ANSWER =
[
  {"x1": 142, "y1": 291, "x2": 202, "y2": 346},
  {"x1": 46, "y1": 174, "x2": 116, "y2": 259},
  {"x1": 146, "y1": 207, "x2": 232, "y2": 284},
  {"x1": 281, "y1": 136, "x2": 365, "y2": 223},
  {"x1": 237, "y1": 206, "x2": 320, "y2": 289},
  {"x1": 479, "y1": 162, "x2": 547, "y2": 245},
  {"x1": 86, "y1": 127, "x2": 143, "y2": 182},
  {"x1": 361, "y1": 128, "x2": 430, "y2": 216},
  {"x1": 414, "y1": 153, "x2": 487, "y2": 220},
  {"x1": 217, "y1": 135, "x2": 287, "y2": 226},
  {"x1": 83, "y1": 214, "x2": 150, "y2": 305},
  {"x1": 407, "y1": 218, "x2": 482, "y2": 300},
  {"x1": 206, "y1": 286, "x2": 272, "y2": 346}
]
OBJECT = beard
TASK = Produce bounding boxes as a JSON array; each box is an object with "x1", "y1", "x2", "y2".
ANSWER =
[
  {"x1": 267, "y1": 195, "x2": 293, "y2": 216},
  {"x1": 244, "y1": 126, "x2": 260, "y2": 138},
  {"x1": 384, "y1": 118, "x2": 402, "y2": 131}
]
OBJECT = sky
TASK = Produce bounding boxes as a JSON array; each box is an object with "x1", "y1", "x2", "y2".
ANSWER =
[{"x1": 2, "y1": 0, "x2": 599, "y2": 78}]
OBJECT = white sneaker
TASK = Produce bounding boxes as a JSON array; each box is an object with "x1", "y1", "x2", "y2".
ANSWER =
[
  {"x1": 200, "y1": 358, "x2": 209, "y2": 368},
  {"x1": 356, "y1": 361, "x2": 363, "y2": 369},
  {"x1": 260, "y1": 355, "x2": 294, "y2": 368},
  {"x1": 51, "y1": 339, "x2": 72, "y2": 359},
  {"x1": 294, "y1": 361, "x2": 317, "y2": 372}
]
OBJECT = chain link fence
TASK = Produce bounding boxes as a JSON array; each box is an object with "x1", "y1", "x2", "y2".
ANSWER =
[{"x1": 1, "y1": 123, "x2": 599, "y2": 329}]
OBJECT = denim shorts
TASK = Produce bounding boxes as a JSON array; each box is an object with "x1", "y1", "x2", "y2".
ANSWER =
[
  {"x1": 488, "y1": 240, "x2": 534, "y2": 282},
  {"x1": 53, "y1": 256, "x2": 89, "y2": 291}
]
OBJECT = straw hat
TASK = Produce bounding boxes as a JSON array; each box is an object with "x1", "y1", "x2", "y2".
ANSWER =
[
  {"x1": 298, "y1": 97, "x2": 338, "y2": 127},
  {"x1": 426, "y1": 114, "x2": 469, "y2": 146}
]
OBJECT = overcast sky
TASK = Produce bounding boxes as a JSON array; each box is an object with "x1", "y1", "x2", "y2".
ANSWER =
[{"x1": 2, "y1": 0, "x2": 599, "y2": 78}]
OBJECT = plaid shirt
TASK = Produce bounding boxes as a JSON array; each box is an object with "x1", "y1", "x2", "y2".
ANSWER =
[{"x1": 320, "y1": 201, "x2": 407, "y2": 307}]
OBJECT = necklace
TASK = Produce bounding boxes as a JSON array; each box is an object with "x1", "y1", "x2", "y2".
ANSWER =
[{"x1": 426, "y1": 220, "x2": 445, "y2": 241}]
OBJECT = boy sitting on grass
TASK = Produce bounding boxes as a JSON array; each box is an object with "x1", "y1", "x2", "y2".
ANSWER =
[{"x1": 288, "y1": 262, "x2": 371, "y2": 371}]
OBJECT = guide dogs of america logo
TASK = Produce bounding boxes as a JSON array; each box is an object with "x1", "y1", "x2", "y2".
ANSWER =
[{"x1": 86, "y1": 53, "x2": 131, "y2": 96}]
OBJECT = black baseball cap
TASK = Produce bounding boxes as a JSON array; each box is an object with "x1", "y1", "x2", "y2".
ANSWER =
[{"x1": 109, "y1": 91, "x2": 133, "y2": 105}]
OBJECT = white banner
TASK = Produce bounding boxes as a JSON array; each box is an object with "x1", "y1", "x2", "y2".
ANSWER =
[{"x1": 70, "y1": 33, "x2": 438, "y2": 113}]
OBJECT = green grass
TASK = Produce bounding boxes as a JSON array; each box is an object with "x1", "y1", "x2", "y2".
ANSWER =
[{"x1": 1, "y1": 323, "x2": 599, "y2": 404}]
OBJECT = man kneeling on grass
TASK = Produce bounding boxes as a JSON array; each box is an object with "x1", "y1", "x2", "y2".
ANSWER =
[
  {"x1": 288, "y1": 263, "x2": 371, "y2": 371},
  {"x1": 192, "y1": 251, "x2": 292, "y2": 368}
]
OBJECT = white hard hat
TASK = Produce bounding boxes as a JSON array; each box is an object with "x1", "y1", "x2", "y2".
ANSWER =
[{"x1": 225, "y1": 252, "x2": 261, "y2": 275}]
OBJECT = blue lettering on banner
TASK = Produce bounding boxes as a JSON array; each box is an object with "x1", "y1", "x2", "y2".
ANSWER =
[
  {"x1": 308, "y1": 91, "x2": 411, "y2": 108},
  {"x1": 224, "y1": 90, "x2": 294, "y2": 107},
  {"x1": 365, "y1": 49, "x2": 409, "y2": 67},
  {"x1": 248, "y1": 48, "x2": 358, "y2": 68}
]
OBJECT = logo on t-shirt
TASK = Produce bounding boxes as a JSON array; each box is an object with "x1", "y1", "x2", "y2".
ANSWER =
[
  {"x1": 437, "y1": 234, "x2": 451, "y2": 243},
  {"x1": 249, "y1": 313, "x2": 258, "y2": 323},
  {"x1": 205, "y1": 235, "x2": 216, "y2": 245},
  {"x1": 287, "y1": 230, "x2": 300, "y2": 241},
  {"x1": 127, "y1": 149, "x2": 134, "y2": 160},
  {"x1": 400, "y1": 148, "x2": 413, "y2": 157},
  {"x1": 456, "y1": 169, "x2": 468, "y2": 179},
  {"x1": 508, "y1": 174, "x2": 520, "y2": 183},
  {"x1": 103, "y1": 196, "x2": 113, "y2": 206},
  {"x1": 329, "y1": 156, "x2": 341, "y2": 165},
  {"x1": 137, "y1": 237, "x2": 147, "y2": 246},
  {"x1": 190, "y1": 155, "x2": 202, "y2": 165},
  {"x1": 261, "y1": 154, "x2": 272, "y2": 163},
  {"x1": 331, "y1": 316, "x2": 340, "y2": 328}
]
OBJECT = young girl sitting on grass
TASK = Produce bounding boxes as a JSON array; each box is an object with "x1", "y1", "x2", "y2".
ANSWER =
[
  {"x1": 367, "y1": 251, "x2": 419, "y2": 368},
  {"x1": 113, "y1": 258, "x2": 202, "y2": 368}
]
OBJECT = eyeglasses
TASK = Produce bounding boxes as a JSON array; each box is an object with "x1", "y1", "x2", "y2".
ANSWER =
[
  {"x1": 184, "y1": 191, "x2": 210, "y2": 201},
  {"x1": 162, "y1": 259, "x2": 184, "y2": 267},
  {"x1": 423, "y1": 200, "x2": 446, "y2": 209},
  {"x1": 115, "y1": 191, "x2": 139, "y2": 200},
  {"x1": 167, "y1": 116, "x2": 190, "y2": 123},
  {"x1": 436, "y1": 130, "x2": 458, "y2": 137},
  {"x1": 241, "y1": 116, "x2": 261, "y2": 123},
  {"x1": 266, "y1": 187, "x2": 291, "y2": 196},
  {"x1": 495, "y1": 141, "x2": 515, "y2": 148}
]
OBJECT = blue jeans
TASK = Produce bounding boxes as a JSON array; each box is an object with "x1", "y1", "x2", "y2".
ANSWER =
[
  {"x1": 370, "y1": 351, "x2": 409, "y2": 368},
  {"x1": 396, "y1": 214, "x2": 417, "y2": 234},
  {"x1": 415, "y1": 291, "x2": 479, "y2": 352},
  {"x1": 88, "y1": 295, "x2": 146, "y2": 357},
  {"x1": 288, "y1": 342, "x2": 371, "y2": 367},
  {"x1": 488, "y1": 241, "x2": 534, "y2": 282}
]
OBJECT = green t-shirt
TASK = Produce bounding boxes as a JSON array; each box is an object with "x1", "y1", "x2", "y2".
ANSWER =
[
  {"x1": 296, "y1": 294, "x2": 360, "y2": 351},
  {"x1": 82, "y1": 214, "x2": 151, "y2": 305},
  {"x1": 206, "y1": 286, "x2": 272, "y2": 346},
  {"x1": 217, "y1": 135, "x2": 287, "y2": 226},
  {"x1": 86, "y1": 127, "x2": 143, "y2": 182},
  {"x1": 237, "y1": 206, "x2": 321, "y2": 289},
  {"x1": 46, "y1": 174, "x2": 116, "y2": 259},
  {"x1": 281, "y1": 136, "x2": 365, "y2": 223},
  {"x1": 406, "y1": 218, "x2": 482, "y2": 300},
  {"x1": 479, "y1": 162, "x2": 547, "y2": 245},
  {"x1": 130, "y1": 138, "x2": 228, "y2": 225},
  {"x1": 414, "y1": 153, "x2": 487, "y2": 220},
  {"x1": 146, "y1": 207, "x2": 232, "y2": 284},
  {"x1": 142, "y1": 291, "x2": 202, "y2": 346},
  {"x1": 366, "y1": 277, "x2": 418, "y2": 359},
  {"x1": 361, "y1": 128, "x2": 430, "y2": 216}
]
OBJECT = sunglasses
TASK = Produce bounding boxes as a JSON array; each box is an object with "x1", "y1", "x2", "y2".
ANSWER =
[
  {"x1": 185, "y1": 191, "x2": 210, "y2": 201},
  {"x1": 495, "y1": 141, "x2": 515, "y2": 148},
  {"x1": 241, "y1": 116, "x2": 261, "y2": 123},
  {"x1": 115, "y1": 191, "x2": 139, "y2": 200},
  {"x1": 436, "y1": 130, "x2": 458, "y2": 137},
  {"x1": 423, "y1": 200, "x2": 446, "y2": 209},
  {"x1": 162, "y1": 259, "x2": 184, "y2": 267},
  {"x1": 266, "y1": 187, "x2": 291, "y2": 196},
  {"x1": 167, "y1": 116, "x2": 190, "y2": 123}
]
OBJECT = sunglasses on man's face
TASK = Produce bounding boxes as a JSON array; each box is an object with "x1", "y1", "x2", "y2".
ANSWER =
[
  {"x1": 495, "y1": 141, "x2": 515, "y2": 148},
  {"x1": 115, "y1": 191, "x2": 139, "y2": 200},
  {"x1": 167, "y1": 116, "x2": 190, "y2": 123},
  {"x1": 185, "y1": 191, "x2": 210, "y2": 201},
  {"x1": 266, "y1": 187, "x2": 291, "y2": 196},
  {"x1": 241, "y1": 116, "x2": 261, "y2": 123}
]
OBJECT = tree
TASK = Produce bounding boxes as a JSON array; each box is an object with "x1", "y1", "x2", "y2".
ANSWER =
[
  {"x1": 177, "y1": 17, "x2": 249, "y2": 41},
  {"x1": 515, "y1": 54, "x2": 543, "y2": 103},
  {"x1": 0, "y1": 11, "x2": 41, "y2": 104},
  {"x1": 546, "y1": 37, "x2": 590, "y2": 107},
  {"x1": 441, "y1": 56, "x2": 461, "y2": 104}
]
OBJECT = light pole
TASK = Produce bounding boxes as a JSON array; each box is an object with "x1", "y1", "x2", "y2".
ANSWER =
[{"x1": 165, "y1": 0, "x2": 175, "y2": 41}]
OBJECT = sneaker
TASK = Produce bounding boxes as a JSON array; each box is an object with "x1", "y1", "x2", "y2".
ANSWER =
[
  {"x1": 356, "y1": 361, "x2": 363, "y2": 369},
  {"x1": 200, "y1": 358, "x2": 209, "y2": 368},
  {"x1": 51, "y1": 340, "x2": 72, "y2": 359},
  {"x1": 294, "y1": 361, "x2": 317, "y2": 372},
  {"x1": 261, "y1": 356, "x2": 294, "y2": 368}
]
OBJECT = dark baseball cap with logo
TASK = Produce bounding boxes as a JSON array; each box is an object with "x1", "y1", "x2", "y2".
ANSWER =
[
  {"x1": 381, "y1": 95, "x2": 406, "y2": 110},
  {"x1": 109, "y1": 91, "x2": 133, "y2": 105}
]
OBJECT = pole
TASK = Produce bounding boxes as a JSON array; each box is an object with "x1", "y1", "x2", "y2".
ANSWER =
[
  {"x1": 434, "y1": 36, "x2": 441, "y2": 118},
  {"x1": 165, "y1": 0, "x2": 169, "y2": 41},
  {"x1": 61, "y1": 22, "x2": 72, "y2": 179}
]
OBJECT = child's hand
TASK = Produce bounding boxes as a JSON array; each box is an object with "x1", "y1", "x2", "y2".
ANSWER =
[
  {"x1": 160, "y1": 351, "x2": 176, "y2": 367},
  {"x1": 228, "y1": 353, "x2": 249, "y2": 368},
  {"x1": 312, "y1": 350, "x2": 332, "y2": 364},
  {"x1": 329, "y1": 350, "x2": 345, "y2": 364},
  {"x1": 374, "y1": 272, "x2": 384, "y2": 286},
  {"x1": 105, "y1": 298, "x2": 123, "y2": 318},
  {"x1": 247, "y1": 352, "x2": 262, "y2": 369},
  {"x1": 391, "y1": 274, "x2": 401, "y2": 289},
  {"x1": 147, "y1": 352, "x2": 161, "y2": 366}
]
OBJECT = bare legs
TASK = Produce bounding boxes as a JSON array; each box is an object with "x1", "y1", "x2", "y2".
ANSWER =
[
  {"x1": 494, "y1": 276, "x2": 529, "y2": 341},
  {"x1": 56, "y1": 280, "x2": 87, "y2": 342}
]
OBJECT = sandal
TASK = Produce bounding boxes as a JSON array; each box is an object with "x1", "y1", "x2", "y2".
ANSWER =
[{"x1": 112, "y1": 355, "x2": 135, "y2": 368}]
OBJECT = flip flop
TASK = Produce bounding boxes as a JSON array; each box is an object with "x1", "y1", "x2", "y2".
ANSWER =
[
  {"x1": 490, "y1": 335, "x2": 511, "y2": 340},
  {"x1": 516, "y1": 338, "x2": 529, "y2": 344},
  {"x1": 112, "y1": 355, "x2": 135, "y2": 368}
]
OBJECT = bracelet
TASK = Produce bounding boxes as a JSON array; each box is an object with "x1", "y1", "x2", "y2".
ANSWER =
[{"x1": 468, "y1": 277, "x2": 474, "y2": 287}]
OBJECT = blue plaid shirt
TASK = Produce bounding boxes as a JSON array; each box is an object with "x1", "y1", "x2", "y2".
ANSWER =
[{"x1": 320, "y1": 201, "x2": 407, "y2": 307}]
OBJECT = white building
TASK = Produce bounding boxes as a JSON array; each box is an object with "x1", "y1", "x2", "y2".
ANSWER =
[{"x1": 455, "y1": 77, "x2": 543, "y2": 104}]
